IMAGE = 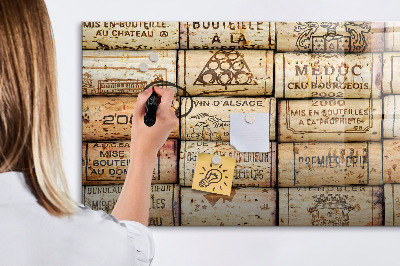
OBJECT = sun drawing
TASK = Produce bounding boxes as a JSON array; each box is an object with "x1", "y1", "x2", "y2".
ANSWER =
[{"x1": 198, "y1": 163, "x2": 230, "y2": 192}]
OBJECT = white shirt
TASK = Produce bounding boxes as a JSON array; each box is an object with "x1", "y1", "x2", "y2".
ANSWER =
[{"x1": 0, "y1": 171, "x2": 155, "y2": 266}]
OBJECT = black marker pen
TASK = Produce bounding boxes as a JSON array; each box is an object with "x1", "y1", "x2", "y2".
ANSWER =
[{"x1": 144, "y1": 87, "x2": 158, "y2": 127}]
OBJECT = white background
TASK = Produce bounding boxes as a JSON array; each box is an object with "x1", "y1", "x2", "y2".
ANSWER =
[{"x1": 45, "y1": 0, "x2": 400, "y2": 265}]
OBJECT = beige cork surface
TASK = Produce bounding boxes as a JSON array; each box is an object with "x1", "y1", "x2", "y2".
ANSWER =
[
  {"x1": 82, "y1": 50, "x2": 176, "y2": 96},
  {"x1": 177, "y1": 50, "x2": 274, "y2": 96},
  {"x1": 278, "y1": 142, "x2": 383, "y2": 187},
  {"x1": 82, "y1": 96, "x2": 180, "y2": 140},
  {"x1": 181, "y1": 97, "x2": 276, "y2": 141},
  {"x1": 276, "y1": 22, "x2": 384, "y2": 53},
  {"x1": 278, "y1": 99, "x2": 382, "y2": 142},
  {"x1": 83, "y1": 184, "x2": 180, "y2": 226},
  {"x1": 275, "y1": 52, "x2": 382, "y2": 98},
  {"x1": 181, "y1": 187, "x2": 276, "y2": 226},
  {"x1": 279, "y1": 186, "x2": 383, "y2": 226},
  {"x1": 83, "y1": 139, "x2": 178, "y2": 185},
  {"x1": 82, "y1": 21, "x2": 179, "y2": 50},
  {"x1": 179, "y1": 22, "x2": 275, "y2": 50},
  {"x1": 179, "y1": 141, "x2": 276, "y2": 188}
]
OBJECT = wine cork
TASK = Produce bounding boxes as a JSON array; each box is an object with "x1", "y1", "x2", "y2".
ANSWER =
[
  {"x1": 179, "y1": 22, "x2": 275, "y2": 49},
  {"x1": 278, "y1": 99, "x2": 382, "y2": 142},
  {"x1": 82, "y1": 139, "x2": 178, "y2": 185},
  {"x1": 279, "y1": 186, "x2": 383, "y2": 226},
  {"x1": 82, "y1": 184, "x2": 180, "y2": 226},
  {"x1": 384, "y1": 184, "x2": 400, "y2": 226},
  {"x1": 82, "y1": 21, "x2": 179, "y2": 50},
  {"x1": 82, "y1": 143, "x2": 87, "y2": 180},
  {"x1": 180, "y1": 187, "x2": 276, "y2": 226},
  {"x1": 177, "y1": 50, "x2": 274, "y2": 96},
  {"x1": 82, "y1": 50, "x2": 176, "y2": 96},
  {"x1": 82, "y1": 96, "x2": 180, "y2": 141},
  {"x1": 385, "y1": 22, "x2": 400, "y2": 51},
  {"x1": 383, "y1": 139, "x2": 400, "y2": 183},
  {"x1": 181, "y1": 97, "x2": 276, "y2": 141},
  {"x1": 382, "y1": 52, "x2": 400, "y2": 94},
  {"x1": 276, "y1": 22, "x2": 384, "y2": 53},
  {"x1": 383, "y1": 95, "x2": 400, "y2": 139},
  {"x1": 179, "y1": 141, "x2": 276, "y2": 187},
  {"x1": 278, "y1": 142, "x2": 383, "y2": 187},
  {"x1": 275, "y1": 53, "x2": 382, "y2": 98}
]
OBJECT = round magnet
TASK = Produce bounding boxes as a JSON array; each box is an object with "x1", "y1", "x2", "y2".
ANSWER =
[
  {"x1": 139, "y1": 62, "x2": 148, "y2": 72},
  {"x1": 149, "y1": 52, "x2": 159, "y2": 62},
  {"x1": 245, "y1": 113, "x2": 255, "y2": 124},
  {"x1": 211, "y1": 155, "x2": 222, "y2": 165}
]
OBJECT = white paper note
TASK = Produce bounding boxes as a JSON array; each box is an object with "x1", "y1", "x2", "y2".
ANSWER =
[{"x1": 230, "y1": 113, "x2": 270, "y2": 152}]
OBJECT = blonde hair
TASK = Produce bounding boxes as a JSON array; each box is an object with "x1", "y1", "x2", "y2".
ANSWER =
[{"x1": 0, "y1": 0, "x2": 76, "y2": 216}]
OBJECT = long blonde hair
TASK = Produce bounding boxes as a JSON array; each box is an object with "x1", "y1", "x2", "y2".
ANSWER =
[{"x1": 0, "y1": 0, "x2": 76, "y2": 216}]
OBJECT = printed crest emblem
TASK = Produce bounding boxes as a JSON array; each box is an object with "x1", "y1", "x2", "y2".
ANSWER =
[
  {"x1": 294, "y1": 22, "x2": 371, "y2": 52},
  {"x1": 307, "y1": 194, "x2": 355, "y2": 226}
]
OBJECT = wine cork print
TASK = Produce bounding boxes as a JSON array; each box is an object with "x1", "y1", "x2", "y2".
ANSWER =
[
  {"x1": 181, "y1": 97, "x2": 276, "y2": 141},
  {"x1": 82, "y1": 50, "x2": 176, "y2": 96},
  {"x1": 382, "y1": 52, "x2": 400, "y2": 94},
  {"x1": 278, "y1": 99, "x2": 382, "y2": 142},
  {"x1": 177, "y1": 50, "x2": 274, "y2": 96},
  {"x1": 82, "y1": 96, "x2": 180, "y2": 141},
  {"x1": 82, "y1": 143, "x2": 87, "y2": 180},
  {"x1": 179, "y1": 141, "x2": 276, "y2": 187},
  {"x1": 383, "y1": 95, "x2": 400, "y2": 139},
  {"x1": 276, "y1": 22, "x2": 384, "y2": 53},
  {"x1": 383, "y1": 139, "x2": 400, "y2": 183},
  {"x1": 180, "y1": 187, "x2": 276, "y2": 226},
  {"x1": 82, "y1": 21, "x2": 179, "y2": 50},
  {"x1": 385, "y1": 22, "x2": 400, "y2": 51},
  {"x1": 278, "y1": 142, "x2": 383, "y2": 187},
  {"x1": 279, "y1": 186, "x2": 383, "y2": 226},
  {"x1": 82, "y1": 139, "x2": 178, "y2": 185},
  {"x1": 179, "y1": 22, "x2": 275, "y2": 50},
  {"x1": 384, "y1": 184, "x2": 400, "y2": 226},
  {"x1": 275, "y1": 53, "x2": 382, "y2": 98},
  {"x1": 83, "y1": 184, "x2": 180, "y2": 226}
]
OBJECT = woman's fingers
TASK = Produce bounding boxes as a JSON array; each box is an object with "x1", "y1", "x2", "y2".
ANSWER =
[
  {"x1": 134, "y1": 87, "x2": 176, "y2": 124},
  {"x1": 153, "y1": 86, "x2": 168, "y2": 96},
  {"x1": 156, "y1": 88, "x2": 177, "y2": 122},
  {"x1": 133, "y1": 87, "x2": 153, "y2": 116},
  {"x1": 155, "y1": 87, "x2": 175, "y2": 108}
]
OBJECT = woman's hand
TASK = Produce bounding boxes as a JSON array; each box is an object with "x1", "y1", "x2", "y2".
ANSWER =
[{"x1": 130, "y1": 87, "x2": 179, "y2": 158}]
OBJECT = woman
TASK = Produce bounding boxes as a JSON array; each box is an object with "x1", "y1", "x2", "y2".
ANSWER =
[{"x1": 0, "y1": 0, "x2": 178, "y2": 265}]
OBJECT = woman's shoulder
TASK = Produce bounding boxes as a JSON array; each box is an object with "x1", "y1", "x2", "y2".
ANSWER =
[
  {"x1": 0, "y1": 199, "x2": 154, "y2": 265},
  {"x1": 74, "y1": 204, "x2": 120, "y2": 224},
  {"x1": 73, "y1": 204, "x2": 155, "y2": 265}
]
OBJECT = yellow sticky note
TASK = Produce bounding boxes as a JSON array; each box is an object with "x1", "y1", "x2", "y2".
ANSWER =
[{"x1": 192, "y1": 153, "x2": 236, "y2": 196}]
